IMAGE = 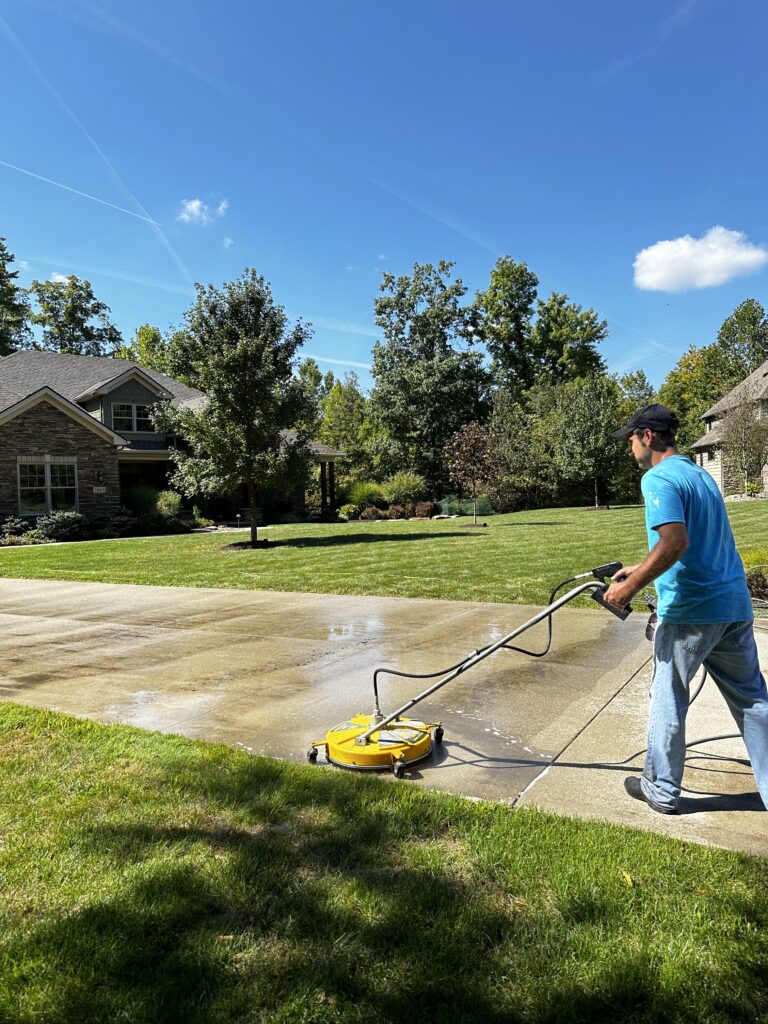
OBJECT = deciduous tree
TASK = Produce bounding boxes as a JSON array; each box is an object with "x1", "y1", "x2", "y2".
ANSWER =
[
  {"x1": 719, "y1": 381, "x2": 768, "y2": 494},
  {"x1": 28, "y1": 275, "x2": 122, "y2": 355},
  {"x1": 371, "y1": 260, "x2": 490, "y2": 495},
  {"x1": 158, "y1": 269, "x2": 312, "y2": 547},
  {"x1": 475, "y1": 256, "x2": 607, "y2": 391},
  {"x1": 552, "y1": 374, "x2": 622, "y2": 508},
  {"x1": 444, "y1": 421, "x2": 499, "y2": 524},
  {"x1": 114, "y1": 323, "x2": 169, "y2": 372}
]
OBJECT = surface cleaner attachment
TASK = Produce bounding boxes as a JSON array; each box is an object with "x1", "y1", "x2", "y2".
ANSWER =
[{"x1": 307, "y1": 561, "x2": 630, "y2": 778}]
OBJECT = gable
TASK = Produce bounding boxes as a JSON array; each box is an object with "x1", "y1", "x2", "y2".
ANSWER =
[{"x1": 0, "y1": 388, "x2": 127, "y2": 446}]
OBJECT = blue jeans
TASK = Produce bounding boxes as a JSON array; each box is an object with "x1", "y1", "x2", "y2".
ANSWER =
[{"x1": 643, "y1": 620, "x2": 768, "y2": 811}]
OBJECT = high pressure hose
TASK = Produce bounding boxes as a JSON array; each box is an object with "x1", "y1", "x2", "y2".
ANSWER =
[{"x1": 370, "y1": 562, "x2": 624, "y2": 716}]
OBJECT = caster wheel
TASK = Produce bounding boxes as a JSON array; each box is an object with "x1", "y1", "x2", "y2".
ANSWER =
[
  {"x1": 307, "y1": 748, "x2": 318, "y2": 764},
  {"x1": 393, "y1": 760, "x2": 406, "y2": 779},
  {"x1": 434, "y1": 727, "x2": 444, "y2": 745}
]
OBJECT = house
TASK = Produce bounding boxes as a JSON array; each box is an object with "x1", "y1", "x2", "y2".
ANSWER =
[
  {"x1": 690, "y1": 357, "x2": 768, "y2": 496},
  {"x1": 0, "y1": 351, "x2": 342, "y2": 520}
]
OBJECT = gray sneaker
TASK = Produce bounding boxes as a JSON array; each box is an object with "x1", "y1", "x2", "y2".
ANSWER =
[{"x1": 624, "y1": 776, "x2": 678, "y2": 815}]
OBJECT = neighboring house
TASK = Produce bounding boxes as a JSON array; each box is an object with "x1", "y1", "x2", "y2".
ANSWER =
[
  {"x1": 690, "y1": 358, "x2": 768, "y2": 496},
  {"x1": 0, "y1": 351, "x2": 342, "y2": 520}
]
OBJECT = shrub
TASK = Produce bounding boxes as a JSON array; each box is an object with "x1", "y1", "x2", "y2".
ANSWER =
[
  {"x1": 156, "y1": 490, "x2": 182, "y2": 519},
  {"x1": 349, "y1": 481, "x2": 387, "y2": 509},
  {"x1": 85, "y1": 508, "x2": 138, "y2": 539},
  {"x1": 35, "y1": 511, "x2": 86, "y2": 541},
  {"x1": 122, "y1": 485, "x2": 159, "y2": 516},
  {"x1": 414, "y1": 501, "x2": 439, "y2": 518},
  {"x1": 0, "y1": 530, "x2": 51, "y2": 546},
  {"x1": 387, "y1": 504, "x2": 407, "y2": 519},
  {"x1": 1, "y1": 516, "x2": 31, "y2": 537},
  {"x1": 338, "y1": 503, "x2": 361, "y2": 520},
  {"x1": 382, "y1": 471, "x2": 427, "y2": 506},
  {"x1": 359, "y1": 505, "x2": 382, "y2": 520},
  {"x1": 746, "y1": 566, "x2": 768, "y2": 600},
  {"x1": 746, "y1": 479, "x2": 763, "y2": 497}
]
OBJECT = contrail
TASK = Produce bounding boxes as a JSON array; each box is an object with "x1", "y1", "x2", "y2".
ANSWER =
[
  {"x1": 0, "y1": 159, "x2": 160, "y2": 225},
  {"x1": 303, "y1": 353, "x2": 373, "y2": 370},
  {"x1": 0, "y1": 11, "x2": 194, "y2": 286}
]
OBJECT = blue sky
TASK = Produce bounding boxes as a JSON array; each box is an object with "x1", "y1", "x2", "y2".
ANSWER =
[{"x1": 2, "y1": 0, "x2": 767, "y2": 390}]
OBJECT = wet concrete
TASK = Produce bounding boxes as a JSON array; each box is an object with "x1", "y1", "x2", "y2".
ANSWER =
[
  {"x1": 518, "y1": 622, "x2": 768, "y2": 857},
  {"x1": 0, "y1": 578, "x2": 648, "y2": 804},
  {"x1": 0, "y1": 578, "x2": 764, "y2": 854}
]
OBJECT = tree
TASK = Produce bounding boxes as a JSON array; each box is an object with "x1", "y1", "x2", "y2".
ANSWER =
[
  {"x1": 114, "y1": 323, "x2": 169, "y2": 372},
  {"x1": 475, "y1": 257, "x2": 538, "y2": 391},
  {"x1": 28, "y1": 275, "x2": 122, "y2": 355},
  {"x1": 716, "y1": 298, "x2": 768, "y2": 374},
  {"x1": 658, "y1": 342, "x2": 744, "y2": 453},
  {"x1": 318, "y1": 372, "x2": 371, "y2": 478},
  {"x1": 488, "y1": 382, "x2": 561, "y2": 510},
  {"x1": 552, "y1": 374, "x2": 623, "y2": 507},
  {"x1": 157, "y1": 269, "x2": 312, "y2": 547},
  {"x1": 610, "y1": 371, "x2": 655, "y2": 502},
  {"x1": 294, "y1": 357, "x2": 334, "y2": 438},
  {"x1": 531, "y1": 292, "x2": 607, "y2": 383},
  {"x1": 371, "y1": 260, "x2": 490, "y2": 495},
  {"x1": 719, "y1": 381, "x2": 768, "y2": 494},
  {"x1": 0, "y1": 237, "x2": 32, "y2": 354},
  {"x1": 475, "y1": 256, "x2": 607, "y2": 391},
  {"x1": 444, "y1": 421, "x2": 499, "y2": 524}
]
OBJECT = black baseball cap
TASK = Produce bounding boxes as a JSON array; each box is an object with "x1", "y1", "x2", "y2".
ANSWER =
[{"x1": 611, "y1": 403, "x2": 680, "y2": 440}]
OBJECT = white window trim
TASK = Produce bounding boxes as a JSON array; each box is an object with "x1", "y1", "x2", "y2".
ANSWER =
[
  {"x1": 17, "y1": 454, "x2": 79, "y2": 515},
  {"x1": 111, "y1": 401, "x2": 155, "y2": 434}
]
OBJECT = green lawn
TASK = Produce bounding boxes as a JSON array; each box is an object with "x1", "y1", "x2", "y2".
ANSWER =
[
  {"x1": 1, "y1": 702, "x2": 766, "y2": 1024},
  {"x1": 0, "y1": 503, "x2": 766, "y2": 605}
]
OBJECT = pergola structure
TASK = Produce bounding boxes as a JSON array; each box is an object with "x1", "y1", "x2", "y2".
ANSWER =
[{"x1": 310, "y1": 440, "x2": 344, "y2": 514}]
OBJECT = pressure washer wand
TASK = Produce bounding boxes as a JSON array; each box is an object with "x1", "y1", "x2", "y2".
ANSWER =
[{"x1": 355, "y1": 578, "x2": 622, "y2": 745}]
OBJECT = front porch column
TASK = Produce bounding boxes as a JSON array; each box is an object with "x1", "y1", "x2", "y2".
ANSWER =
[
  {"x1": 328, "y1": 461, "x2": 336, "y2": 509},
  {"x1": 320, "y1": 461, "x2": 328, "y2": 515}
]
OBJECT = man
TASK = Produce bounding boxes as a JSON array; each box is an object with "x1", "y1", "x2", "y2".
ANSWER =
[{"x1": 604, "y1": 403, "x2": 768, "y2": 814}]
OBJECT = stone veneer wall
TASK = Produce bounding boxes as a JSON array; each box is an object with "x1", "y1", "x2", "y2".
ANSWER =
[{"x1": 0, "y1": 401, "x2": 120, "y2": 518}]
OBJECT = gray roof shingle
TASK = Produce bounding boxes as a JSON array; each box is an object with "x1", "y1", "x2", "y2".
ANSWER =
[
  {"x1": 701, "y1": 358, "x2": 768, "y2": 419},
  {"x1": 0, "y1": 351, "x2": 204, "y2": 413},
  {"x1": 0, "y1": 351, "x2": 345, "y2": 459}
]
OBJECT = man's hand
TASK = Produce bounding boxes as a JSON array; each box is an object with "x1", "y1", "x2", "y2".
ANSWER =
[
  {"x1": 611, "y1": 564, "x2": 640, "y2": 583},
  {"x1": 603, "y1": 565, "x2": 639, "y2": 608}
]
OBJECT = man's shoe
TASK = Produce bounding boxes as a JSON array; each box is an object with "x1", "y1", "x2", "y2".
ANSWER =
[{"x1": 624, "y1": 776, "x2": 678, "y2": 815}]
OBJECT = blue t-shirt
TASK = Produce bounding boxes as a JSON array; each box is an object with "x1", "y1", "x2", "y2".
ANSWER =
[{"x1": 641, "y1": 455, "x2": 752, "y2": 623}]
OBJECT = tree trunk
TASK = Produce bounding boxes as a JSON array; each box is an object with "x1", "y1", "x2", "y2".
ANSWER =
[
  {"x1": 594, "y1": 475, "x2": 600, "y2": 508},
  {"x1": 248, "y1": 480, "x2": 258, "y2": 548},
  {"x1": 473, "y1": 492, "x2": 478, "y2": 526}
]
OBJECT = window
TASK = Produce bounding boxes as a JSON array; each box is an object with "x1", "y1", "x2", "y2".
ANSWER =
[
  {"x1": 707, "y1": 450, "x2": 715, "y2": 462},
  {"x1": 18, "y1": 457, "x2": 78, "y2": 513},
  {"x1": 111, "y1": 402, "x2": 154, "y2": 433}
]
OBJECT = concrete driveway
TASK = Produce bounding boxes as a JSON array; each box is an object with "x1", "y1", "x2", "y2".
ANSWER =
[{"x1": 0, "y1": 578, "x2": 765, "y2": 856}]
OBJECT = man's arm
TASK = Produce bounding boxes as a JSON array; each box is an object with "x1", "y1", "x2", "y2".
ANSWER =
[{"x1": 603, "y1": 522, "x2": 689, "y2": 608}]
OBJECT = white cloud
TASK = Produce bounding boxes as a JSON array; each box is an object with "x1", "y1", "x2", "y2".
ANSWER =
[
  {"x1": 50, "y1": 272, "x2": 69, "y2": 282},
  {"x1": 177, "y1": 198, "x2": 211, "y2": 224},
  {"x1": 634, "y1": 226, "x2": 768, "y2": 292},
  {"x1": 19, "y1": 260, "x2": 30, "y2": 270},
  {"x1": 176, "y1": 197, "x2": 229, "y2": 225},
  {"x1": 377, "y1": 253, "x2": 388, "y2": 261},
  {"x1": 223, "y1": 236, "x2": 234, "y2": 249}
]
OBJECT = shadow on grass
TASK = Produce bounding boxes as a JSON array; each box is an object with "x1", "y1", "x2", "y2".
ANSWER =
[
  {"x1": 4, "y1": 746, "x2": 767, "y2": 1024},
  {"x1": 220, "y1": 530, "x2": 479, "y2": 551}
]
